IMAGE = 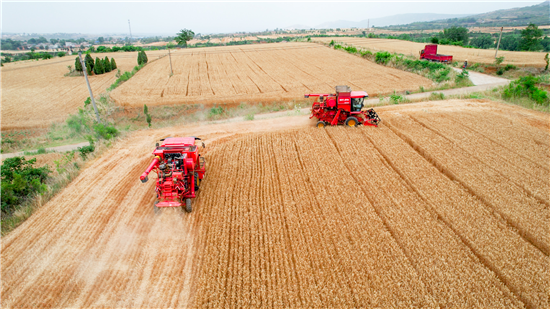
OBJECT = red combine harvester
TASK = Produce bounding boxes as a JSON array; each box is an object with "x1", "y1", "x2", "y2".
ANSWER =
[
  {"x1": 140, "y1": 137, "x2": 206, "y2": 213},
  {"x1": 305, "y1": 85, "x2": 381, "y2": 128},
  {"x1": 420, "y1": 44, "x2": 453, "y2": 63}
]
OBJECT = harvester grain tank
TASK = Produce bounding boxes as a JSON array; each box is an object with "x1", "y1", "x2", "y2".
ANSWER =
[
  {"x1": 140, "y1": 137, "x2": 206, "y2": 213},
  {"x1": 419, "y1": 44, "x2": 453, "y2": 63},
  {"x1": 306, "y1": 85, "x2": 381, "y2": 127}
]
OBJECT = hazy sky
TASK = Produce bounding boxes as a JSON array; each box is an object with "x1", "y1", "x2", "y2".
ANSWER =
[{"x1": 1, "y1": 1, "x2": 544, "y2": 35}]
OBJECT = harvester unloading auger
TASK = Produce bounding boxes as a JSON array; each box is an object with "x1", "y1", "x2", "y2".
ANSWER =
[
  {"x1": 306, "y1": 85, "x2": 381, "y2": 128},
  {"x1": 140, "y1": 137, "x2": 206, "y2": 213}
]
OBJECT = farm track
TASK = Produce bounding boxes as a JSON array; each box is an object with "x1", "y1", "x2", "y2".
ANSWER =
[
  {"x1": 2, "y1": 100, "x2": 548, "y2": 308},
  {"x1": 315, "y1": 37, "x2": 549, "y2": 67}
]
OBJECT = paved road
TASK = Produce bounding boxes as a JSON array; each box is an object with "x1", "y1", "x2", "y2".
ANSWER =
[{"x1": 1, "y1": 70, "x2": 510, "y2": 159}]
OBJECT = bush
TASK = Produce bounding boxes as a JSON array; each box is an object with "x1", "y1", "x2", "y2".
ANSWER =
[
  {"x1": 1, "y1": 157, "x2": 50, "y2": 214},
  {"x1": 208, "y1": 105, "x2": 225, "y2": 119},
  {"x1": 504, "y1": 64, "x2": 517, "y2": 71},
  {"x1": 503, "y1": 76, "x2": 549, "y2": 105},
  {"x1": 375, "y1": 51, "x2": 392, "y2": 64},
  {"x1": 496, "y1": 68, "x2": 504, "y2": 75},
  {"x1": 66, "y1": 109, "x2": 89, "y2": 136},
  {"x1": 93, "y1": 123, "x2": 119, "y2": 140}
]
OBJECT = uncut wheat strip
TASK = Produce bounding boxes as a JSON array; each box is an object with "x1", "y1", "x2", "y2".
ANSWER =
[
  {"x1": 263, "y1": 133, "x2": 306, "y2": 306},
  {"x1": 367, "y1": 125, "x2": 549, "y2": 309},
  {"x1": 330, "y1": 127, "x2": 522, "y2": 307},
  {"x1": 191, "y1": 145, "x2": 229, "y2": 308},
  {"x1": 413, "y1": 113, "x2": 549, "y2": 205},
  {"x1": 449, "y1": 110, "x2": 549, "y2": 164},
  {"x1": 271, "y1": 134, "x2": 324, "y2": 306},
  {"x1": 295, "y1": 129, "x2": 436, "y2": 307},
  {"x1": 273, "y1": 131, "x2": 351, "y2": 306},
  {"x1": 387, "y1": 115, "x2": 549, "y2": 255},
  {"x1": 193, "y1": 141, "x2": 244, "y2": 308}
]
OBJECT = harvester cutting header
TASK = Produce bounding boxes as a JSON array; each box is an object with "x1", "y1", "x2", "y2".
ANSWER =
[
  {"x1": 306, "y1": 85, "x2": 381, "y2": 128},
  {"x1": 140, "y1": 137, "x2": 206, "y2": 213}
]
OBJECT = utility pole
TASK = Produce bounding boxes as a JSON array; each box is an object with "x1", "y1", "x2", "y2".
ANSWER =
[
  {"x1": 78, "y1": 51, "x2": 101, "y2": 123},
  {"x1": 495, "y1": 27, "x2": 504, "y2": 58},
  {"x1": 128, "y1": 19, "x2": 133, "y2": 44},
  {"x1": 168, "y1": 48, "x2": 173, "y2": 76}
]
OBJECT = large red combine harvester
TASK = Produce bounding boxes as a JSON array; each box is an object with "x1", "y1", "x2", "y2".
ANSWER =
[
  {"x1": 305, "y1": 85, "x2": 381, "y2": 128},
  {"x1": 140, "y1": 137, "x2": 206, "y2": 213}
]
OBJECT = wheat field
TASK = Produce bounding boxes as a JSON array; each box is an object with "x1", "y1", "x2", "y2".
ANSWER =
[
  {"x1": 109, "y1": 42, "x2": 433, "y2": 107},
  {"x1": 1, "y1": 100, "x2": 548, "y2": 308},
  {"x1": 315, "y1": 37, "x2": 549, "y2": 67},
  {"x1": 1, "y1": 50, "x2": 170, "y2": 130}
]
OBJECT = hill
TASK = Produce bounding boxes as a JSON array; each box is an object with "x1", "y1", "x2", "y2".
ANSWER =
[
  {"x1": 316, "y1": 13, "x2": 469, "y2": 29},
  {"x1": 385, "y1": 1, "x2": 549, "y2": 30}
]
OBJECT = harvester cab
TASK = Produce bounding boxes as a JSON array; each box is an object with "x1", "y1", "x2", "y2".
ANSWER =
[
  {"x1": 140, "y1": 137, "x2": 206, "y2": 213},
  {"x1": 306, "y1": 85, "x2": 381, "y2": 128}
]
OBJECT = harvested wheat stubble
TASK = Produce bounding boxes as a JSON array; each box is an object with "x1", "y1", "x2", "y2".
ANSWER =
[
  {"x1": 1, "y1": 50, "x2": 170, "y2": 130},
  {"x1": 109, "y1": 42, "x2": 432, "y2": 107},
  {"x1": 315, "y1": 37, "x2": 549, "y2": 67}
]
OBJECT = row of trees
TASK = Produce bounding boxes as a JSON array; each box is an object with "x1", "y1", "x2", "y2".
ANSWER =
[
  {"x1": 427, "y1": 24, "x2": 549, "y2": 52},
  {"x1": 75, "y1": 54, "x2": 117, "y2": 75}
]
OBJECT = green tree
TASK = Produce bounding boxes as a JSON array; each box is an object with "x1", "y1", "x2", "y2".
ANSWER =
[
  {"x1": 94, "y1": 57, "x2": 104, "y2": 74},
  {"x1": 86, "y1": 62, "x2": 92, "y2": 75},
  {"x1": 175, "y1": 29, "x2": 195, "y2": 47},
  {"x1": 141, "y1": 51, "x2": 148, "y2": 64},
  {"x1": 103, "y1": 56, "x2": 111, "y2": 72},
  {"x1": 111, "y1": 57, "x2": 117, "y2": 70},
  {"x1": 520, "y1": 23, "x2": 544, "y2": 51},
  {"x1": 75, "y1": 56, "x2": 83, "y2": 72},
  {"x1": 500, "y1": 35, "x2": 520, "y2": 51},
  {"x1": 85, "y1": 53, "x2": 94, "y2": 73},
  {"x1": 470, "y1": 34, "x2": 494, "y2": 49},
  {"x1": 443, "y1": 26, "x2": 469, "y2": 45}
]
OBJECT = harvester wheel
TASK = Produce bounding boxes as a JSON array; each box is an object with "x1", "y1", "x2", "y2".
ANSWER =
[
  {"x1": 345, "y1": 117, "x2": 358, "y2": 127},
  {"x1": 185, "y1": 198, "x2": 192, "y2": 213},
  {"x1": 154, "y1": 201, "x2": 162, "y2": 215},
  {"x1": 194, "y1": 172, "x2": 200, "y2": 191},
  {"x1": 316, "y1": 121, "x2": 326, "y2": 128}
]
